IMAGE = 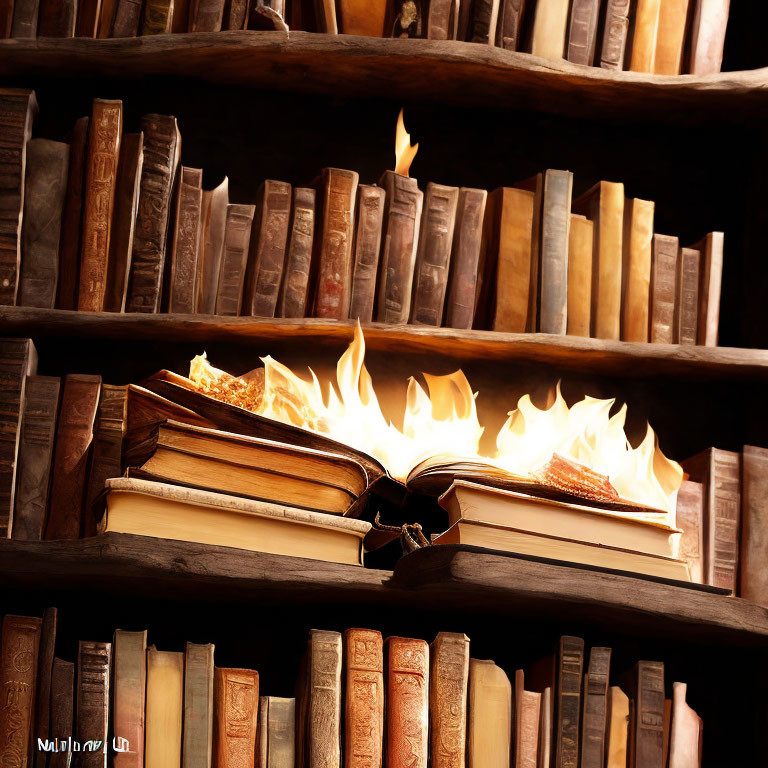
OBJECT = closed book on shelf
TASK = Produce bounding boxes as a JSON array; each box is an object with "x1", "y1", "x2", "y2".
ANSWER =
[
  {"x1": 621, "y1": 198, "x2": 654, "y2": 342},
  {"x1": 214, "y1": 668, "x2": 259, "y2": 768},
  {"x1": 739, "y1": 445, "x2": 768, "y2": 607},
  {"x1": 624, "y1": 661, "x2": 665, "y2": 768},
  {"x1": 467, "y1": 659, "x2": 511, "y2": 768},
  {"x1": 33, "y1": 608, "x2": 57, "y2": 768},
  {"x1": 95, "y1": 0, "x2": 115, "y2": 34},
  {"x1": 605, "y1": 687, "x2": 629, "y2": 768},
  {"x1": 599, "y1": 0, "x2": 630, "y2": 69},
  {"x1": 196, "y1": 177, "x2": 229, "y2": 314},
  {"x1": 668, "y1": 683, "x2": 701, "y2": 768},
  {"x1": 469, "y1": 0, "x2": 499, "y2": 44},
  {"x1": 184, "y1": 643, "x2": 214, "y2": 768},
  {"x1": 111, "y1": 0, "x2": 141, "y2": 33},
  {"x1": 567, "y1": 214, "x2": 592, "y2": 337},
  {"x1": 530, "y1": 0, "x2": 568, "y2": 59},
  {"x1": 649, "y1": 234, "x2": 678, "y2": 344},
  {"x1": 348, "y1": 184, "x2": 385, "y2": 322},
  {"x1": 314, "y1": 0, "x2": 337, "y2": 32},
  {"x1": 216, "y1": 204, "x2": 256, "y2": 316},
  {"x1": 168, "y1": 167, "x2": 203, "y2": 314},
  {"x1": 50, "y1": 658, "x2": 75, "y2": 768},
  {"x1": 496, "y1": 0, "x2": 524, "y2": 49},
  {"x1": 37, "y1": 0, "x2": 77, "y2": 33},
  {"x1": 188, "y1": 0, "x2": 224, "y2": 30},
  {"x1": 514, "y1": 669, "x2": 540, "y2": 768},
  {"x1": 426, "y1": 0, "x2": 458, "y2": 39},
  {"x1": 142, "y1": 0, "x2": 174, "y2": 32},
  {"x1": 76, "y1": 0, "x2": 101, "y2": 35},
  {"x1": 690, "y1": 231, "x2": 723, "y2": 346},
  {"x1": 277, "y1": 187, "x2": 316, "y2": 319},
  {"x1": 339, "y1": 0, "x2": 386, "y2": 35},
  {"x1": 75, "y1": 641, "x2": 111, "y2": 768},
  {"x1": 654, "y1": 0, "x2": 690, "y2": 74},
  {"x1": 113, "y1": 630, "x2": 147, "y2": 768},
  {"x1": 344, "y1": 629, "x2": 383, "y2": 768},
  {"x1": 146, "y1": 649, "x2": 183, "y2": 768},
  {"x1": 567, "y1": 0, "x2": 600, "y2": 65},
  {"x1": 554, "y1": 636, "x2": 583, "y2": 768},
  {"x1": 580, "y1": 647, "x2": 611, "y2": 768},
  {"x1": 10, "y1": 0, "x2": 38, "y2": 35},
  {"x1": 629, "y1": 0, "x2": 661, "y2": 72},
  {"x1": 259, "y1": 697, "x2": 295, "y2": 768},
  {"x1": 170, "y1": 0, "x2": 189, "y2": 30},
  {"x1": 675, "y1": 480, "x2": 704, "y2": 584},
  {"x1": 688, "y1": 0, "x2": 730, "y2": 75},
  {"x1": 675, "y1": 247, "x2": 700, "y2": 345}
]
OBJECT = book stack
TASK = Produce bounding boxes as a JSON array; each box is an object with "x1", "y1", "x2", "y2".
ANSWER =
[
  {"x1": 5, "y1": 88, "x2": 725, "y2": 348},
  {"x1": 0, "y1": 610, "x2": 706, "y2": 768}
]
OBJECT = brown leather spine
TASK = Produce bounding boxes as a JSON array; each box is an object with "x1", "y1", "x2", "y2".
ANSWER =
[
  {"x1": 626, "y1": 661, "x2": 665, "y2": 768},
  {"x1": 344, "y1": 629, "x2": 383, "y2": 768},
  {"x1": 221, "y1": 0, "x2": 247, "y2": 28},
  {"x1": 78, "y1": 99, "x2": 123, "y2": 312},
  {"x1": 691, "y1": 231, "x2": 723, "y2": 347},
  {"x1": 598, "y1": 0, "x2": 630, "y2": 69},
  {"x1": 50, "y1": 659, "x2": 75, "y2": 768},
  {"x1": 111, "y1": 0, "x2": 141, "y2": 34},
  {"x1": 216, "y1": 203, "x2": 256, "y2": 316},
  {"x1": 113, "y1": 630, "x2": 147, "y2": 768},
  {"x1": 10, "y1": 0, "x2": 38, "y2": 37},
  {"x1": 674, "y1": 247, "x2": 700, "y2": 345},
  {"x1": 567, "y1": 0, "x2": 600, "y2": 64},
  {"x1": 188, "y1": 0, "x2": 224, "y2": 30},
  {"x1": 514, "y1": 669, "x2": 540, "y2": 768},
  {"x1": 277, "y1": 187, "x2": 316, "y2": 319},
  {"x1": 496, "y1": 0, "x2": 525, "y2": 48},
  {"x1": 75, "y1": 641, "x2": 112, "y2": 768},
  {"x1": 580, "y1": 647, "x2": 611, "y2": 768},
  {"x1": 37, "y1": 0, "x2": 77, "y2": 33},
  {"x1": 214, "y1": 668, "x2": 259, "y2": 768},
  {"x1": 688, "y1": 0, "x2": 730, "y2": 75},
  {"x1": 555, "y1": 635, "x2": 584, "y2": 768},
  {"x1": 425, "y1": 0, "x2": 457, "y2": 38},
  {"x1": 347, "y1": 184, "x2": 384, "y2": 323},
  {"x1": 168, "y1": 167, "x2": 203, "y2": 313},
  {"x1": 33, "y1": 608, "x2": 57, "y2": 768},
  {"x1": 430, "y1": 632, "x2": 469, "y2": 768},
  {"x1": 75, "y1": 0, "x2": 101, "y2": 35},
  {"x1": 196, "y1": 177, "x2": 229, "y2": 314},
  {"x1": 0, "y1": 0, "x2": 13, "y2": 33},
  {"x1": 468, "y1": 0, "x2": 498, "y2": 43},
  {"x1": 649, "y1": 234, "x2": 678, "y2": 344},
  {"x1": 740, "y1": 446, "x2": 768, "y2": 605},
  {"x1": 141, "y1": 0, "x2": 174, "y2": 32},
  {"x1": 675, "y1": 480, "x2": 704, "y2": 584}
]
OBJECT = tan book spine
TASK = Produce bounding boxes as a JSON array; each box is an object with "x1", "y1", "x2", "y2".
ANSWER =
[
  {"x1": 75, "y1": 641, "x2": 112, "y2": 768},
  {"x1": 214, "y1": 667, "x2": 259, "y2": 768},
  {"x1": 675, "y1": 479, "x2": 704, "y2": 584},
  {"x1": 146, "y1": 649, "x2": 184, "y2": 768},
  {"x1": 426, "y1": 0, "x2": 458, "y2": 39},
  {"x1": 196, "y1": 177, "x2": 229, "y2": 314},
  {"x1": 183, "y1": 643, "x2": 215, "y2": 768},
  {"x1": 339, "y1": 0, "x2": 386, "y2": 35},
  {"x1": 142, "y1": 0, "x2": 174, "y2": 32},
  {"x1": 50, "y1": 658, "x2": 75, "y2": 768},
  {"x1": 537, "y1": 687, "x2": 551, "y2": 768},
  {"x1": 688, "y1": 0, "x2": 730, "y2": 75},
  {"x1": 567, "y1": 214, "x2": 593, "y2": 337},
  {"x1": 277, "y1": 187, "x2": 316, "y2": 319},
  {"x1": 514, "y1": 670, "x2": 540, "y2": 768},
  {"x1": 654, "y1": 0, "x2": 690, "y2": 74},
  {"x1": 216, "y1": 203, "x2": 256, "y2": 316},
  {"x1": 693, "y1": 231, "x2": 723, "y2": 347},
  {"x1": 113, "y1": 630, "x2": 147, "y2": 768},
  {"x1": 649, "y1": 234, "x2": 678, "y2": 344},
  {"x1": 530, "y1": 0, "x2": 569, "y2": 60},
  {"x1": 621, "y1": 198, "x2": 654, "y2": 342},
  {"x1": 674, "y1": 247, "x2": 700, "y2": 345},
  {"x1": 222, "y1": 0, "x2": 247, "y2": 29},
  {"x1": 188, "y1": 0, "x2": 225, "y2": 30},
  {"x1": 705, "y1": 449, "x2": 741, "y2": 591},
  {"x1": 348, "y1": 184, "x2": 385, "y2": 322},
  {"x1": 740, "y1": 446, "x2": 768, "y2": 606},
  {"x1": 306, "y1": 630, "x2": 342, "y2": 768},
  {"x1": 168, "y1": 167, "x2": 204, "y2": 314},
  {"x1": 629, "y1": 0, "x2": 661, "y2": 72},
  {"x1": 344, "y1": 629, "x2": 383, "y2": 768},
  {"x1": 605, "y1": 687, "x2": 629, "y2": 768},
  {"x1": 467, "y1": 660, "x2": 511, "y2": 768},
  {"x1": 599, "y1": 0, "x2": 630, "y2": 69},
  {"x1": 265, "y1": 698, "x2": 295, "y2": 768},
  {"x1": 430, "y1": 632, "x2": 469, "y2": 768}
]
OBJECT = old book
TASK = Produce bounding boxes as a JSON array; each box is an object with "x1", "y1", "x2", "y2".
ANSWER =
[
  {"x1": 573, "y1": 181, "x2": 624, "y2": 340},
  {"x1": 214, "y1": 667, "x2": 259, "y2": 768},
  {"x1": 430, "y1": 632, "x2": 470, "y2": 768},
  {"x1": 196, "y1": 177, "x2": 229, "y2": 314},
  {"x1": 580, "y1": 647, "x2": 611, "y2": 768},
  {"x1": 75, "y1": 0, "x2": 101, "y2": 35},
  {"x1": 127, "y1": 114, "x2": 180, "y2": 312},
  {"x1": 496, "y1": 0, "x2": 524, "y2": 48},
  {"x1": 567, "y1": 0, "x2": 600, "y2": 64},
  {"x1": 45, "y1": 373, "x2": 101, "y2": 540},
  {"x1": 689, "y1": 231, "x2": 723, "y2": 346},
  {"x1": 553, "y1": 636, "x2": 583, "y2": 768},
  {"x1": 222, "y1": 0, "x2": 247, "y2": 29},
  {"x1": 0, "y1": 89, "x2": 37, "y2": 305},
  {"x1": 111, "y1": 0, "x2": 142, "y2": 33},
  {"x1": 106, "y1": 132, "x2": 144, "y2": 312},
  {"x1": 426, "y1": 0, "x2": 458, "y2": 38},
  {"x1": 12, "y1": 376, "x2": 60, "y2": 541},
  {"x1": 243, "y1": 180, "x2": 292, "y2": 317},
  {"x1": 538, "y1": 688, "x2": 552, "y2": 768},
  {"x1": 188, "y1": 0, "x2": 224, "y2": 30},
  {"x1": 260, "y1": 698, "x2": 295, "y2": 768},
  {"x1": 688, "y1": 0, "x2": 730, "y2": 75},
  {"x1": 668, "y1": 683, "x2": 700, "y2": 768},
  {"x1": 37, "y1": 0, "x2": 77, "y2": 33},
  {"x1": 313, "y1": 168, "x2": 358, "y2": 319},
  {"x1": 625, "y1": 661, "x2": 664, "y2": 768},
  {"x1": 530, "y1": 0, "x2": 569, "y2": 59},
  {"x1": 566, "y1": 214, "x2": 593, "y2": 337},
  {"x1": 146, "y1": 649, "x2": 183, "y2": 768},
  {"x1": 649, "y1": 234, "x2": 678, "y2": 344},
  {"x1": 605, "y1": 687, "x2": 629, "y2": 768},
  {"x1": 169, "y1": 0, "x2": 188, "y2": 30},
  {"x1": 467, "y1": 659, "x2": 511, "y2": 768},
  {"x1": 628, "y1": 0, "x2": 661, "y2": 72},
  {"x1": 33, "y1": 608, "x2": 57, "y2": 768},
  {"x1": 277, "y1": 187, "x2": 316, "y2": 319},
  {"x1": 674, "y1": 247, "x2": 700, "y2": 345},
  {"x1": 0, "y1": 338, "x2": 37, "y2": 537},
  {"x1": 344, "y1": 629, "x2": 383, "y2": 768},
  {"x1": 50, "y1": 658, "x2": 75, "y2": 768},
  {"x1": 514, "y1": 669, "x2": 540, "y2": 768},
  {"x1": 662, "y1": 698, "x2": 672, "y2": 766},
  {"x1": 675, "y1": 480, "x2": 704, "y2": 584},
  {"x1": 76, "y1": 641, "x2": 111, "y2": 768},
  {"x1": 314, "y1": 0, "x2": 336, "y2": 32},
  {"x1": 469, "y1": 0, "x2": 499, "y2": 43},
  {"x1": 0, "y1": 615, "x2": 41, "y2": 768},
  {"x1": 78, "y1": 99, "x2": 123, "y2": 312},
  {"x1": 95, "y1": 0, "x2": 115, "y2": 34},
  {"x1": 410, "y1": 182, "x2": 458, "y2": 325},
  {"x1": 376, "y1": 171, "x2": 423, "y2": 324},
  {"x1": 57, "y1": 115, "x2": 88, "y2": 309},
  {"x1": 113, "y1": 630, "x2": 147, "y2": 768},
  {"x1": 621, "y1": 198, "x2": 654, "y2": 342},
  {"x1": 654, "y1": 0, "x2": 690, "y2": 74},
  {"x1": 739, "y1": 446, "x2": 768, "y2": 606},
  {"x1": 599, "y1": 0, "x2": 630, "y2": 69},
  {"x1": 142, "y1": 0, "x2": 173, "y2": 32},
  {"x1": 216, "y1": 204, "x2": 256, "y2": 315},
  {"x1": 184, "y1": 643, "x2": 214, "y2": 768},
  {"x1": 339, "y1": 0, "x2": 386, "y2": 35},
  {"x1": 11, "y1": 0, "x2": 38, "y2": 44},
  {"x1": 348, "y1": 185, "x2": 384, "y2": 322}
]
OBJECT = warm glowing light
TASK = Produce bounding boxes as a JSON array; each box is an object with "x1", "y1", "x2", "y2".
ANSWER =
[{"x1": 394, "y1": 108, "x2": 419, "y2": 177}]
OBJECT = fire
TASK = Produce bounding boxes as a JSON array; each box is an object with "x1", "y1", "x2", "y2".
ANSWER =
[
  {"x1": 188, "y1": 326, "x2": 683, "y2": 519},
  {"x1": 394, "y1": 108, "x2": 419, "y2": 177}
]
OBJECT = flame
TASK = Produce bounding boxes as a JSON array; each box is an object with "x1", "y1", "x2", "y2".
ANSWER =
[{"x1": 394, "y1": 108, "x2": 419, "y2": 177}]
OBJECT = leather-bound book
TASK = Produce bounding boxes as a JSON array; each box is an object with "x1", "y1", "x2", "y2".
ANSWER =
[
  {"x1": 78, "y1": 99, "x2": 123, "y2": 312},
  {"x1": 468, "y1": 0, "x2": 499, "y2": 43},
  {"x1": 598, "y1": 0, "x2": 630, "y2": 69},
  {"x1": 426, "y1": 0, "x2": 458, "y2": 39},
  {"x1": 567, "y1": 0, "x2": 600, "y2": 64},
  {"x1": 127, "y1": 114, "x2": 180, "y2": 312},
  {"x1": 257, "y1": 697, "x2": 269, "y2": 768},
  {"x1": 214, "y1": 667, "x2": 259, "y2": 768},
  {"x1": 573, "y1": 181, "x2": 624, "y2": 340},
  {"x1": 344, "y1": 629, "x2": 383, "y2": 768},
  {"x1": 142, "y1": 0, "x2": 174, "y2": 32},
  {"x1": 188, "y1": 0, "x2": 224, "y2": 31},
  {"x1": 430, "y1": 632, "x2": 469, "y2": 768},
  {"x1": 689, "y1": 231, "x2": 723, "y2": 346},
  {"x1": 0, "y1": 615, "x2": 42, "y2": 768},
  {"x1": 621, "y1": 198, "x2": 654, "y2": 342},
  {"x1": 385, "y1": 637, "x2": 428, "y2": 768},
  {"x1": 467, "y1": 659, "x2": 511, "y2": 768},
  {"x1": 96, "y1": 0, "x2": 115, "y2": 34},
  {"x1": 76, "y1": 0, "x2": 101, "y2": 35},
  {"x1": 605, "y1": 687, "x2": 629, "y2": 768},
  {"x1": 654, "y1": 0, "x2": 689, "y2": 74},
  {"x1": 649, "y1": 234, "x2": 678, "y2": 344},
  {"x1": 376, "y1": 171, "x2": 423, "y2": 324},
  {"x1": 146, "y1": 649, "x2": 184, "y2": 768},
  {"x1": 33, "y1": 608, "x2": 57, "y2": 768},
  {"x1": 496, "y1": 0, "x2": 525, "y2": 49},
  {"x1": 243, "y1": 180, "x2": 291, "y2": 317},
  {"x1": 111, "y1": 0, "x2": 142, "y2": 34},
  {"x1": 675, "y1": 479, "x2": 704, "y2": 583},
  {"x1": 0, "y1": 89, "x2": 37, "y2": 306},
  {"x1": 50, "y1": 658, "x2": 75, "y2": 768},
  {"x1": 58, "y1": 116, "x2": 88, "y2": 309},
  {"x1": 739, "y1": 446, "x2": 768, "y2": 605},
  {"x1": 688, "y1": 0, "x2": 730, "y2": 74},
  {"x1": 314, "y1": 0, "x2": 337, "y2": 32},
  {"x1": 0, "y1": 0, "x2": 12, "y2": 33},
  {"x1": 580, "y1": 647, "x2": 611, "y2": 768},
  {"x1": 216, "y1": 204, "x2": 255, "y2": 315},
  {"x1": 107, "y1": 132, "x2": 144, "y2": 312},
  {"x1": 113, "y1": 630, "x2": 147, "y2": 768},
  {"x1": 12, "y1": 375, "x2": 60, "y2": 541},
  {"x1": 628, "y1": 0, "x2": 661, "y2": 72},
  {"x1": 529, "y1": 0, "x2": 569, "y2": 59},
  {"x1": 0, "y1": 337, "x2": 37, "y2": 537},
  {"x1": 183, "y1": 643, "x2": 214, "y2": 768},
  {"x1": 75, "y1": 641, "x2": 111, "y2": 768},
  {"x1": 45, "y1": 373, "x2": 101, "y2": 540},
  {"x1": 313, "y1": 168, "x2": 359, "y2": 319},
  {"x1": 410, "y1": 182, "x2": 458, "y2": 325},
  {"x1": 339, "y1": 0, "x2": 386, "y2": 35},
  {"x1": 196, "y1": 177, "x2": 229, "y2": 314},
  {"x1": 259, "y1": 698, "x2": 295, "y2": 768},
  {"x1": 624, "y1": 661, "x2": 664, "y2": 768},
  {"x1": 170, "y1": 0, "x2": 188, "y2": 31},
  {"x1": 10, "y1": 0, "x2": 38, "y2": 38},
  {"x1": 277, "y1": 187, "x2": 316, "y2": 319},
  {"x1": 393, "y1": 0, "x2": 422, "y2": 36},
  {"x1": 37, "y1": 0, "x2": 77, "y2": 33},
  {"x1": 567, "y1": 214, "x2": 592, "y2": 337},
  {"x1": 514, "y1": 669, "x2": 540, "y2": 768},
  {"x1": 348, "y1": 185, "x2": 384, "y2": 322},
  {"x1": 222, "y1": 0, "x2": 247, "y2": 29},
  {"x1": 668, "y1": 683, "x2": 701, "y2": 768},
  {"x1": 555, "y1": 635, "x2": 584, "y2": 768},
  {"x1": 674, "y1": 247, "x2": 700, "y2": 345}
]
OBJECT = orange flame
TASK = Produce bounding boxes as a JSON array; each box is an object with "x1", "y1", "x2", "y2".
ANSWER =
[{"x1": 394, "y1": 108, "x2": 419, "y2": 176}]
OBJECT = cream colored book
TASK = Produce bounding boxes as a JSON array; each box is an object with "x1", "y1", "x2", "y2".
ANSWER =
[
  {"x1": 605, "y1": 687, "x2": 629, "y2": 768},
  {"x1": 146, "y1": 648, "x2": 184, "y2": 768},
  {"x1": 530, "y1": 0, "x2": 570, "y2": 60},
  {"x1": 567, "y1": 214, "x2": 593, "y2": 337},
  {"x1": 622, "y1": 198, "x2": 655, "y2": 342},
  {"x1": 629, "y1": 0, "x2": 661, "y2": 72},
  {"x1": 100, "y1": 478, "x2": 371, "y2": 566},
  {"x1": 468, "y1": 659, "x2": 511, "y2": 768}
]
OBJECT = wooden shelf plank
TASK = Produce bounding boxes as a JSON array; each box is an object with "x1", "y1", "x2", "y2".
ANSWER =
[{"x1": 1, "y1": 31, "x2": 767, "y2": 118}]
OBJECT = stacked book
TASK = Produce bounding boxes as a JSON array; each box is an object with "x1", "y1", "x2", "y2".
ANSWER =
[
  {"x1": 4, "y1": 88, "x2": 725, "y2": 348},
  {"x1": 0, "y1": 609, "x2": 705, "y2": 768}
]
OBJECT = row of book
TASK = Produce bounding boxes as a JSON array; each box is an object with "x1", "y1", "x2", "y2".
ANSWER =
[
  {"x1": 0, "y1": 610, "x2": 704, "y2": 768},
  {"x1": 5, "y1": 89, "x2": 724, "y2": 347}
]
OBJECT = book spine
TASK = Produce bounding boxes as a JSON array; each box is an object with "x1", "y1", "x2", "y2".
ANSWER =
[
  {"x1": 496, "y1": 0, "x2": 524, "y2": 48},
  {"x1": 50, "y1": 659, "x2": 75, "y2": 768},
  {"x1": 75, "y1": 0, "x2": 101, "y2": 35},
  {"x1": 142, "y1": 0, "x2": 174, "y2": 32},
  {"x1": 649, "y1": 234, "x2": 678, "y2": 343},
  {"x1": 33, "y1": 608, "x2": 57, "y2": 768},
  {"x1": 530, "y1": 0, "x2": 570, "y2": 59},
  {"x1": 566, "y1": 214, "x2": 593, "y2": 337},
  {"x1": 629, "y1": 0, "x2": 661, "y2": 72},
  {"x1": 599, "y1": 0, "x2": 630, "y2": 69},
  {"x1": 580, "y1": 647, "x2": 611, "y2": 768},
  {"x1": 314, "y1": 0, "x2": 337, "y2": 32},
  {"x1": 113, "y1": 630, "x2": 147, "y2": 768},
  {"x1": 621, "y1": 198, "x2": 654, "y2": 342},
  {"x1": 739, "y1": 446, "x2": 768, "y2": 606},
  {"x1": 10, "y1": 0, "x2": 38, "y2": 38},
  {"x1": 216, "y1": 203, "x2": 256, "y2": 316},
  {"x1": 633, "y1": 662, "x2": 665, "y2": 768},
  {"x1": 307, "y1": 630, "x2": 342, "y2": 768},
  {"x1": 697, "y1": 232, "x2": 723, "y2": 347},
  {"x1": 96, "y1": 0, "x2": 116, "y2": 35},
  {"x1": 127, "y1": 114, "x2": 179, "y2": 312},
  {"x1": 75, "y1": 641, "x2": 112, "y2": 768},
  {"x1": 146, "y1": 650, "x2": 184, "y2": 768},
  {"x1": 653, "y1": 0, "x2": 689, "y2": 74},
  {"x1": 675, "y1": 479, "x2": 704, "y2": 584},
  {"x1": 567, "y1": 0, "x2": 600, "y2": 65},
  {"x1": 708, "y1": 449, "x2": 741, "y2": 592},
  {"x1": 348, "y1": 185, "x2": 384, "y2": 322},
  {"x1": 78, "y1": 99, "x2": 123, "y2": 312},
  {"x1": 188, "y1": 0, "x2": 224, "y2": 31},
  {"x1": 257, "y1": 697, "x2": 268, "y2": 768},
  {"x1": 515, "y1": 687, "x2": 541, "y2": 768},
  {"x1": 183, "y1": 643, "x2": 214, "y2": 768},
  {"x1": 556, "y1": 635, "x2": 584, "y2": 768},
  {"x1": 674, "y1": 247, "x2": 700, "y2": 345},
  {"x1": 214, "y1": 668, "x2": 259, "y2": 768},
  {"x1": 386, "y1": 637, "x2": 428, "y2": 768},
  {"x1": 0, "y1": 0, "x2": 10, "y2": 35},
  {"x1": 688, "y1": 0, "x2": 730, "y2": 75},
  {"x1": 111, "y1": 0, "x2": 142, "y2": 34},
  {"x1": 410, "y1": 182, "x2": 458, "y2": 325},
  {"x1": 277, "y1": 187, "x2": 316, "y2": 319},
  {"x1": 426, "y1": 0, "x2": 456, "y2": 39},
  {"x1": 196, "y1": 177, "x2": 229, "y2": 314},
  {"x1": 45, "y1": 373, "x2": 101, "y2": 540},
  {"x1": 469, "y1": 0, "x2": 497, "y2": 44},
  {"x1": 344, "y1": 629, "x2": 383, "y2": 768},
  {"x1": 222, "y1": 0, "x2": 247, "y2": 29},
  {"x1": 37, "y1": 0, "x2": 76, "y2": 33},
  {"x1": 266, "y1": 698, "x2": 295, "y2": 768},
  {"x1": 429, "y1": 632, "x2": 469, "y2": 768},
  {"x1": 12, "y1": 375, "x2": 60, "y2": 541}
]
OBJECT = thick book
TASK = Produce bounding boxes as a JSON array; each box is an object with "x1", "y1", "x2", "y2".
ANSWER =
[
  {"x1": 654, "y1": 0, "x2": 690, "y2": 74},
  {"x1": 37, "y1": 0, "x2": 77, "y2": 33},
  {"x1": 674, "y1": 247, "x2": 700, "y2": 345},
  {"x1": 142, "y1": 0, "x2": 173, "y2": 32},
  {"x1": 168, "y1": 167, "x2": 203, "y2": 314},
  {"x1": 188, "y1": 0, "x2": 225, "y2": 30},
  {"x1": 146, "y1": 649, "x2": 183, "y2": 768},
  {"x1": 50, "y1": 658, "x2": 75, "y2": 768},
  {"x1": 348, "y1": 184, "x2": 384, "y2": 322},
  {"x1": 580, "y1": 647, "x2": 611, "y2": 768},
  {"x1": 344, "y1": 629, "x2": 383, "y2": 768},
  {"x1": 0, "y1": 338, "x2": 38, "y2": 537},
  {"x1": 624, "y1": 661, "x2": 665, "y2": 768},
  {"x1": 12, "y1": 375, "x2": 60, "y2": 541},
  {"x1": 196, "y1": 177, "x2": 229, "y2": 314},
  {"x1": 19, "y1": 139, "x2": 69, "y2": 308},
  {"x1": 33, "y1": 608, "x2": 57, "y2": 768},
  {"x1": 599, "y1": 0, "x2": 630, "y2": 69},
  {"x1": 605, "y1": 687, "x2": 629, "y2": 768},
  {"x1": 426, "y1": 0, "x2": 458, "y2": 38},
  {"x1": 689, "y1": 231, "x2": 723, "y2": 347},
  {"x1": 111, "y1": 0, "x2": 142, "y2": 34},
  {"x1": 554, "y1": 636, "x2": 584, "y2": 768},
  {"x1": 277, "y1": 187, "x2": 316, "y2": 319},
  {"x1": 649, "y1": 234, "x2": 678, "y2": 344},
  {"x1": 45, "y1": 374, "x2": 100, "y2": 540},
  {"x1": 628, "y1": 0, "x2": 661, "y2": 72},
  {"x1": 430, "y1": 632, "x2": 470, "y2": 768},
  {"x1": 739, "y1": 445, "x2": 768, "y2": 606},
  {"x1": 257, "y1": 697, "x2": 295, "y2": 768},
  {"x1": 243, "y1": 180, "x2": 292, "y2": 317},
  {"x1": 467, "y1": 659, "x2": 511, "y2": 768},
  {"x1": 688, "y1": 0, "x2": 730, "y2": 75},
  {"x1": 530, "y1": 0, "x2": 569, "y2": 59},
  {"x1": 567, "y1": 0, "x2": 600, "y2": 65},
  {"x1": 0, "y1": 88, "x2": 37, "y2": 306},
  {"x1": 496, "y1": 0, "x2": 524, "y2": 49},
  {"x1": 216, "y1": 203, "x2": 256, "y2": 315},
  {"x1": 514, "y1": 669, "x2": 540, "y2": 768},
  {"x1": 668, "y1": 682, "x2": 701, "y2": 768},
  {"x1": 675, "y1": 480, "x2": 704, "y2": 584},
  {"x1": 183, "y1": 643, "x2": 214, "y2": 768},
  {"x1": 214, "y1": 668, "x2": 259, "y2": 768},
  {"x1": 78, "y1": 99, "x2": 123, "y2": 312},
  {"x1": 621, "y1": 198, "x2": 654, "y2": 343},
  {"x1": 567, "y1": 214, "x2": 593, "y2": 337},
  {"x1": 113, "y1": 630, "x2": 147, "y2": 768},
  {"x1": 75, "y1": 641, "x2": 111, "y2": 768},
  {"x1": 468, "y1": 0, "x2": 499, "y2": 44}
]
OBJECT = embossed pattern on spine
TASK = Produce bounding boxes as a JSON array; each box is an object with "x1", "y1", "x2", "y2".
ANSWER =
[
  {"x1": 649, "y1": 234, "x2": 678, "y2": 344},
  {"x1": 344, "y1": 629, "x2": 383, "y2": 768},
  {"x1": 214, "y1": 667, "x2": 259, "y2": 768},
  {"x1": 142, "y1": 0, "x2": 174, "y2": 33},
  {"x1": 567, "y1": 0, "x2": 600, "y2": 64},
  {"x1": 630, "y1": 661, "x2": 665, "y2": 768},
  {"x1": 675, "y1": 247, "x2": 700, "y2": 345},
  {"x1": 348, "y1": 185, "x2": 384, "y2": 322},
  {"x1": 278, "y1": 188, "x2": 315, "y2": 319},
  {"x1": 599, "y1": 0, "x2": 630, "y2": 69},
  {"x1": 580, "y1": 647, "x2": 611, "y2": 768},
  {"x1": 307, "y1": 630, "x2": 342, "y2": 768},
  {"x1": 75, "y1": 641, "x2": 112, "y2": 768},
  {"x1": 216, "y1": 204, "x2": 256, "y2": 316},
  {"x1": 555, "y1": 635, "x2": 584, "y2": 768}
]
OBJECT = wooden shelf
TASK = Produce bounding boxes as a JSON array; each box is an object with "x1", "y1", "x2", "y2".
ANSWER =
[{"x1": 1, "y1": 31, "x2": 767, "y2": 119}]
